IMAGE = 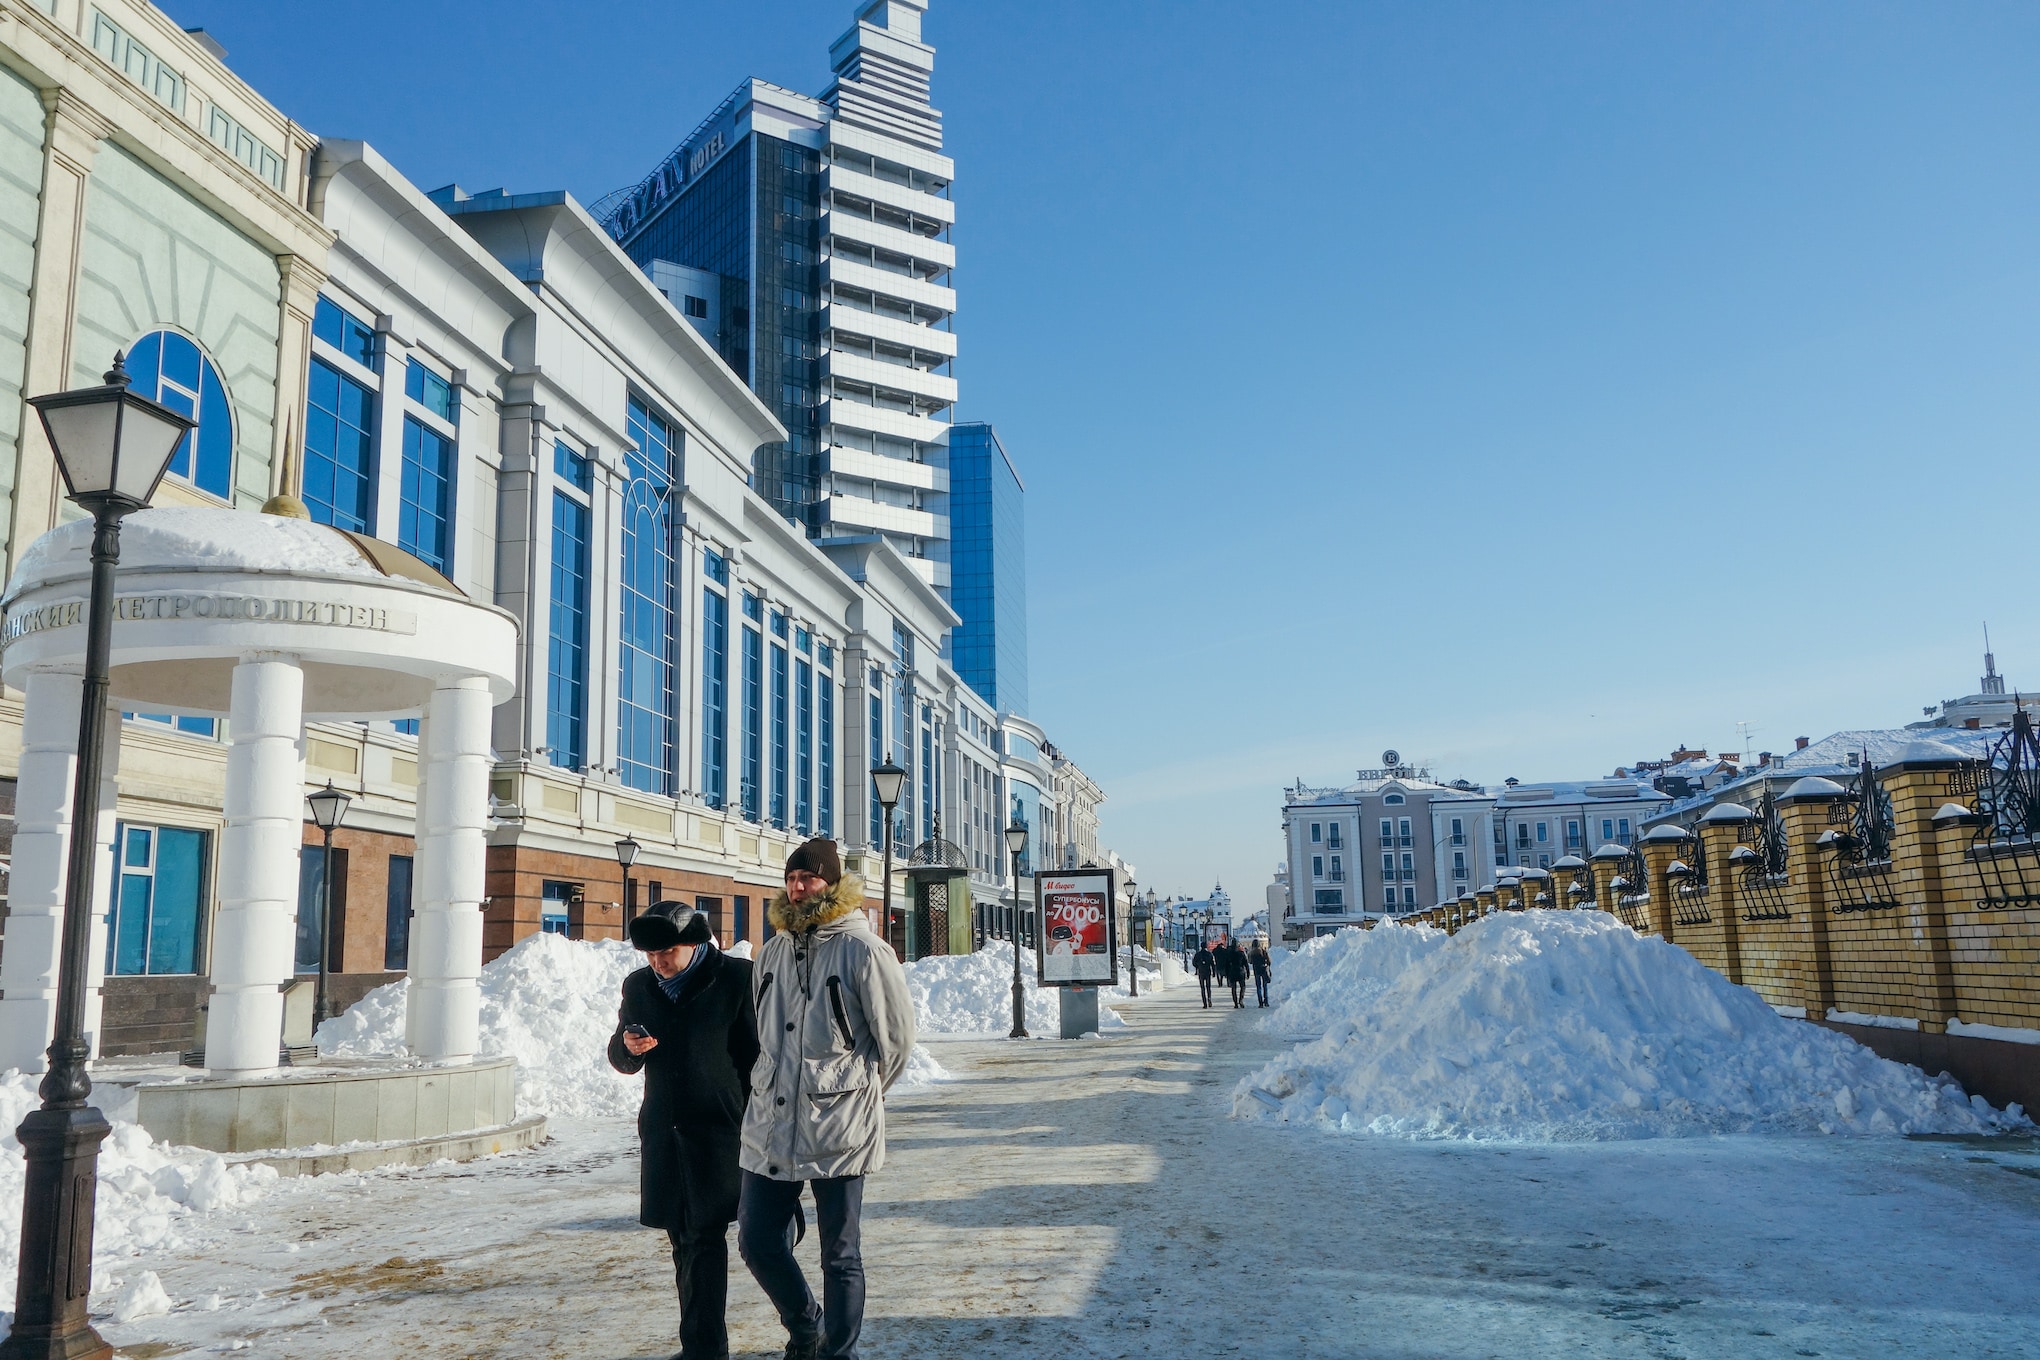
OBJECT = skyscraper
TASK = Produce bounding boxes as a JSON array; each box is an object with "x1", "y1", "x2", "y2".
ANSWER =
[
  {"x1": 947, "y1": 422, "x2": 1028, "y2": 716},
  {"x1": 601, "y1": 0, "x2": 957, "y2": 592}
]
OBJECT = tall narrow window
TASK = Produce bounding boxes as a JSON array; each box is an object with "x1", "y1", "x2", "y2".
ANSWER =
[
  {"x1": 384, "y1": 854, "x2": 414, "y2": 971},
  {"x1": 547, "y1": 486, "x2": 591, "y2": 770},
  {"x1": 741, "y1": 609, "x2": 763, "y2": 822},
  {"x1": 399, "y1": 416, "x2": 454, "y2": 572},
  {"x1": 770, "y1": 637, "x2": 789, "y2": 828},
  {"x1": 304, "y1": 358, "x2": 375, "y2": 531},
  {"x1": 920, "y1": 704, "x2": 934, "y2": 842},
  {"x1": 818, "y1": 644, "x2": 835, "y2": 836},
  {"x1": 618, "y1": 394, "x2": 679, "y2": 794},
  {"x1": 796, "y1": 652, "x2": 814, "y2": 834},
  {"x1": 868, "y1": 669, "x2": 885, "y2": 844},
  {"x1": 700, "y1": 553, "x2": 729, "y2": 809},
  {"x1": 105, "y1": 825, "x2": 207, "y2": 976}
]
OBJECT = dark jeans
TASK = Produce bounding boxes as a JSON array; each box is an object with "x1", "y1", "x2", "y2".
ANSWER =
[
  {"x1": 1254, "y1": 975, "x2": 1270, "y2": 1006},
  {"x1": 1229, "y1": 978, "x2": 1246, "y2": 1007},
  {"x1": 1197, "y1": 974, "x2": 1213, "y2": 1006},
  {"x1": 667, "y1": 1224, "x2": 729, "y2": 1360},
  {"x1": 738, "y1": 1170, "x2": 866, "y2": 1360}
]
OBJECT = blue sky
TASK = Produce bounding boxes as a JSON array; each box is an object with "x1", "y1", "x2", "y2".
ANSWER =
[{"x1": 182, "y1": 1, "x2": 2040, "y2": 904}]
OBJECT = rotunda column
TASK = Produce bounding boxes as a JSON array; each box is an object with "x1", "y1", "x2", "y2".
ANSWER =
[
  {"x1": 407, "y1": 676, "x2": 491, "y2": 1063},
  {"x1": 206, "y1": 653, "x2": 306, "y2": 1075}
]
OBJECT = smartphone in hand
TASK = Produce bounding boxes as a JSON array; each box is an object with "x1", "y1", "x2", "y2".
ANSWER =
[{"x1": 625, "y1": 1024, "x2": 651, "y2": 1039}]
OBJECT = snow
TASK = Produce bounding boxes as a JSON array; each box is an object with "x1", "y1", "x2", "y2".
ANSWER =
[
  {"x1": 903, "y1": 946, "x2": 1157, "y2": 1036},
  {"x1": 1950, "y1": 1018, "x2": 2040, "y2": 1045},
  {"x1": 1829, "y1": 1008, "x2": 1921, "y2": 1031},
  {"x1": 110, "y1": 1271, "x2": 172, "y2": 1323},
  {"x1": 0, "y1": 1071, "x2": 278, "y2": 1329},
  {"x1": 3, "y1": 506, "x2": 381, "y2": 604},
  {"x1": 319, "y1": 931, "x2": 948, "y2": 1119},
  {"x1": 1262, "y1": 922, "x2": 1448, "y2": 1037},
  {"x1": 1235, "y1": 910, "x2": 2031, "y2": 1141}
]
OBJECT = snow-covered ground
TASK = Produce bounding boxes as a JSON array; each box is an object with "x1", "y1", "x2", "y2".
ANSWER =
[
  {"x1": 1238, "y1": 910, "x2": 2029, "y2": 1140},
  {"x1": 63, "y1": 984, "x2": 2040, "y2": 1358},
  {"x1": 904, "y1": 945, "x2": 1159, "y2": 1035}
]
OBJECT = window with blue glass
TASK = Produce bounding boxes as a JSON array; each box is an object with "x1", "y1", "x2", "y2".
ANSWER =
[
  {"x1": 796, "y1": 654, "x2": 813, "y2": 833},
  {"x1": 398, "y1": 417, "x2": 454, "y2": 572},
  {"x1": 770, "y1": 640, "x2": 789, "y2": 828},
  {"x1": 541, "y1": 881, "x2": 577, "y2": 936},
  {"x1": 105, "y1": 824, "x2": 207, "y2": 976},
  {"x1": 314, "y1": 296, "x2": 377, "y2": 367},
  {"x1": 547, "y1": 485, "x2": 591, "y2": 771},
  {"x1": 384, "y1": 854, "x2": 413, "y2": 971},
  {"x1": 818, "y1": 648, "x2": 834, "y2": 836},
  {"x1": 741, "y1": 617, "x2": 763, "y2": 822},
  {"x1": 304, "y1": 358, "x2": 376, "y2": 532},
  {"x1": 618, "y1": 394, "x2": 680, "y2": 794},
  {"x1": 123, "y1": 711, "x2": 216, "y2": 738},
  {"x1": 700, "y1": 575, "x2": 729, "y2": 809},
  {"x1": 920, "y1": 704, "x2": 933, "y2": 842},
  {"x1": 123, "y1": 330, "x2": 233, "y2": 498},
  {"x1": 868, "y1": 669, "x2": 884, "y2": 844},
  {"x1": 405, "y1": 358, "x2": 457, "y2": 421}
]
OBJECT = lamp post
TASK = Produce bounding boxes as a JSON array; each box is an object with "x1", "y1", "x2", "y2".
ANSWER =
[
  {"x1": 614, "y1": 835, "x2": 641, "y2": 925},
  {"x1": 1005, "y1": 819, "x2": 1029, "y2": 1039},
  {"x1": 3, "y1": 353, "x2": 193, "y2": 1360},
  {"x1": 1122, "y1": 877, "x2": 1138, "y2": 997},
  {"x1": 870, "y1": 760, "x2": 905, "y2": 956},
  {"x1": 305, "y1": 781, "x2": 353, "y2": 1029}
]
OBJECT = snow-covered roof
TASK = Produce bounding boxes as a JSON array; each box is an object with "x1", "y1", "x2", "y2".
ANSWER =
[
  {"x1": 1496, "y1": 779, "x2": 1668, "y2": 808},
  {"x1": 1648, "y1": 726, "x2": 1997, "y2": 823}
]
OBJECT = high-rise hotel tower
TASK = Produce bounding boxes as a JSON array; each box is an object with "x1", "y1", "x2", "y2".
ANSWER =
[{"x1": 601, "y1": 0, "x2": 957, "y2": 593}]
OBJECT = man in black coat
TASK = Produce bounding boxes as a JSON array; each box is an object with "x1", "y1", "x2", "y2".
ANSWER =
[
  {"x1": 608, "y1": 902, "x2": 760, "y2": 1360},
  {"x1": 1191, "y1": 940, "x2": 1216, "y2": 1008},
  {"x1": 1248, "y1": 938, "x2": 1274, "y2": 1008},
  {"x1": 1223, "y1": 937, "x2": 1249, "y2": 1008}
]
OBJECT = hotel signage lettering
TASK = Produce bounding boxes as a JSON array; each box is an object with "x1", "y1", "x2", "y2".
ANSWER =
[{"x1": 3, "y1": 593, "x2": 419, "y2": 646}]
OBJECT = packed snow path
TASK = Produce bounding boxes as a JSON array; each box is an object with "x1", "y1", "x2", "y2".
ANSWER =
[{"x1": 95, "y1": 985, "x2": 2040, "y2": 1358}]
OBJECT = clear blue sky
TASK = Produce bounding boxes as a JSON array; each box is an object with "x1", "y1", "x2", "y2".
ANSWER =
[{"x1": 180, "y1": 1, "x2": 2040, "y2": 904}]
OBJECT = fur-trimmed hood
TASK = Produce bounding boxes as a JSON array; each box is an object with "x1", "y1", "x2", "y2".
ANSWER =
[{"x1": 768, "y1": 872, "x2": 867, "y2": 934}]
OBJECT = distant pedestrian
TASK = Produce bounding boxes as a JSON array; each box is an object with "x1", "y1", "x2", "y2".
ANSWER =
[
  {"x1": 1248, "y1": 939, "x2": 1272, "y2": 1008},
  {"x1": 739, "y1": 838, "x2": 917, "y2": 1360},
  {"x1": 607, "y1": 901, "x2": 759, "y2": 1360},
  {"x1": 1223, "y1": 937, "x2": 1249, "y2": 1008},
  {"x1": 1192, "y1": 940, "x2": 1216, "y2": 1008}
]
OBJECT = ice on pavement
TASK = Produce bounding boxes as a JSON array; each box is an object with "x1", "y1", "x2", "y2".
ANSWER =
[
  {"x1": 319, "y1": 930, "x2": 951, "y2": 1119},
  {"x1": 904, "y1": 946, "x2": 1156, "y2": 1035},
  {"x1": 1236, "y1": 909, "x2": 2032, "y2": 1140},
  {"x1": 0, "y1": 1071, "x2": 277, "y2": 1328}
]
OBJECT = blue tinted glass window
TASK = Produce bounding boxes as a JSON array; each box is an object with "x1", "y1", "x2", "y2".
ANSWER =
[
  {"x1": 741, "y1": 625, "x2": 763, "y2": 821},
  {"x1": 742, "y1": 592, "x2": 761, "y2": 623},
  {"x1": 770, "y1": 643, "x2": 790, "y2": 828},
  {"x1": 124, "y1": 330, "x2": 233, "y2": 498},
  {"x1": 818, "y1": 642, "x2": 833, "y2": 670},
  {"x1": 304, "y1": 358, "x2": 376, "y2": 532},
  {"x1": 105, "y1": 824, "x2": 205, "y2": 976},
  {"x1": 819, "y1": 667, "x2": 834, "y2": 836},
  {"x1": 296, "y1": 849, "x2": 326, "y2": 973},
  {"x1": 704, "y1": 550, "x2": 728, "y2": 585},
  {"x1": 547, "y1": 490, "x2": 591, "y2": 770},
  {"x1": 869, "y1": 676, "x2": 884, "y2": 844},
  {"x1": 399, "y1": 416, "x2": 454, "y2": 572},
  {"x1": 554, "y1": 439, "x2": 592, "y2": 492},
  {"x1": 796, "y1": 627, "x2": 811, "y2": 654},
  {"x1": 541, "y1": 880, "x2": 574, "y2": 935},
  {"x1": 770, "y1": 610, "x2": 788, "y2": 639},
  {"x1": 313, "y1": 296, "x2": 377, "y2": 367},
  {"x1": 701, "y1": 585, "x2": 728, "y2": 809},
  {"x1": 384, "y1": 855, "x2": 413, "y2": 970},
  {"x1": 796, "y1": 656, "x2": 813, "y2": 833},
  {"x1": 618, "y1": 394, "x2": 679, "y2": 795},
  {"x1": 405, "y1": 359, "x2": 457, "y2": 422}
]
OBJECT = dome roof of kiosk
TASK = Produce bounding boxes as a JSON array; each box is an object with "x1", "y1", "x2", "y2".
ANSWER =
[{"x1": 3, "y1": 506, "x2": 462, "y2": 605}]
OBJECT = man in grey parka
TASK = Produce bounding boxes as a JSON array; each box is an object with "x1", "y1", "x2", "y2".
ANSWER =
[{"x1": 737, "y1": 837, "x2": 916, "y2": 1360}]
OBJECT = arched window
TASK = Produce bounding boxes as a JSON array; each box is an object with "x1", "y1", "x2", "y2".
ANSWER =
[
  {"x1": 124, "y1": 330, "x2": 234, "y2": 498},
  {"x1": 1383, "y1": 793, "x2": 1405, "y2": 805}
]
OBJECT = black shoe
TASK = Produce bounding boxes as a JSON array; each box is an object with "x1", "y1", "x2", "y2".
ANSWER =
[{"x1": 782, "y1": 1340, "x2": 820, "y2": 1360}]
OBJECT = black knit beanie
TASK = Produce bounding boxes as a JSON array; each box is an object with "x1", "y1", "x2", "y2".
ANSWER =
[{"x1": 784, "y1": 837, "x2": 843, "y2": 886}]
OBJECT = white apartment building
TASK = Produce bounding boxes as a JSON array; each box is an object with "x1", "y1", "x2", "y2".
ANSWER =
[{"x1": 1489, "y1": 779, "x2": 1670, "y2": 873}]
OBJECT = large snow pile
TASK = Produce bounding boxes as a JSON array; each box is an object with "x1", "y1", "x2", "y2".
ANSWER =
[
  {"x1": 1235, "y1": 910, "x2": 2030, "y2": 1141},
  {"x1": 0, "y1": 1071, "x2": 277, "y2": 1327},
  {"x1": 321, "y1": 932, "x2": 947, "y2": 1117},
  {"x1": 1264, "y1": 924, "x2": 1447, "y2": 1035},
  {"x1": 905, "y1": 947, "x2": 1157, "y2": 1036}
]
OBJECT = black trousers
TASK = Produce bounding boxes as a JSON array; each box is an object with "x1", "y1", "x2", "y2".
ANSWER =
[
  {"x1": 738, "y1": 1169, "x2": 866, "y2": 1360},
  {"x1": 1197, "y1": 974, "x2": 1213, "y2": 1006},
  {"x1": 1229, "y1": 977, "x2": 1246, "y2": 1006},
  {"x1": 666, "y1": 1223, "x2": 730, "y2": 1360}
]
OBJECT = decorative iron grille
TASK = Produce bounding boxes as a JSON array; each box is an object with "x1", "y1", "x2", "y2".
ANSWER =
[
  {"x1": 1610, "y1": 846, "x2": 1650, "y2": 931},
  {"x1": 1736, "y1": 791, "x2": 1792, "y2": 921},
  {"x1": 1668, "y1": 829, "x2": 1712, "y2": 927},
  {"x1": 1963, "y1": 707, "x2": 2040, "y2": 909},
  {"x1": 1823, "y1": 761, "x2": 1899, "y2": 914},
  {"x1": 1565, "y1": 862, "x2": 1596, "y2": 909}
]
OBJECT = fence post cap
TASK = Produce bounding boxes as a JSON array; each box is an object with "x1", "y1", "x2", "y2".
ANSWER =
[
  {"x1": 1701, "y1": 801, "x2": 1759, "y2": 823},
  {"x1": 1780, "y1": 776, "x2": 1849, "y2": 801}
]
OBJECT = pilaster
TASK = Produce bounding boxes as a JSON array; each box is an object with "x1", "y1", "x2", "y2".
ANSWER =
[
  {"x1": 1777, "y1": 778, "x2": 1847, "y2": 1020},
  {"x1": 268, "y1": 251, "x2": 325, "y2": 502},
  {"x1": 1883, "y1": 757, "x2": 1963, "y2": 1032}
]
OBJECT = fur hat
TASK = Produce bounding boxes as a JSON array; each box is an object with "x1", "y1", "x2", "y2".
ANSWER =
[
  {"x1": 784, "y1": 837, "x2": 843, "y2": 885},
  {"x1": 626, "y1": 901, "x2": 713, "y2": 951}
]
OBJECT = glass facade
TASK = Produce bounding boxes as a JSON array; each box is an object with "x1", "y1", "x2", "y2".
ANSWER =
[
  {"x1": 946, "y1": 423, "x2": 1028, "y2": 715},
  {"x1": 819, "y1": 647, "x2": 835, "y2": 836},
  {"x1": 384, "y1": 854, "x2": 413, "y2": 971},
  {"x1": 796, "y1": 650, "x2": 813, "y2": 834},
  {"x1": 547, "y1": 486, "x2": 591, "y2": 771},
  {"x1": 399, "y1": 416, "x2": 454, "y2": 572},
  {"x1": 619, "y1": 395, "x2": 680, "y2": 794},
  {"x1": 106, "y1": 824, "x2": 206, "y2": 976},
  {"x1": 700, "y1": 553, "x2": 729, "y2": 809},
  {"x1": 126, "y1": 329, "x2": 234, "y2": 499},
  {"x1": 741, "y1": 596, "x2": 763, "y2": 821},
  {"x1": 304, "y1": 358, "x2": 375, "y2": 532},
  {"x1": 770, "y1": 635, "x2": 789, "y2": 828}
]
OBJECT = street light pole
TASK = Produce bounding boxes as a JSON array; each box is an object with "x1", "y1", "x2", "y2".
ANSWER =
[
  {"x1": 3, "y1": 354, "x2": 193, "y2": 1360},
  {"x1": 305, "y1": 782, "x2": 354, "y2": 1029},
  {"x1": 870, "y1": 760, "x2": 905, "y2": 958},
  {"x1": 1005, "y1": 819, "x2": 1029, "y2": 1039},
  {"x1": 614, "y1": 835, "x2": 641, "y2": 927},
  {"x1": 1123, "y1": 877, "x2": 1137, "y2": 998}
]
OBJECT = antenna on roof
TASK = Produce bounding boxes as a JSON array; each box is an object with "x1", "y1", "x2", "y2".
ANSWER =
[{"x1": 1982, "y1": 623, "x2": 2006, "y2": 695}]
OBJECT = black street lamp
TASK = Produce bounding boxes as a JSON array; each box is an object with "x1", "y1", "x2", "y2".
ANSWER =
[
  {"x1": 1005, "y1": 819, "x2": 1029, "y2": 1038},
  {"x1": 614, "y1": 835, "x2": 641, "y2": 925},
  {"x1": 305, "y1": 781, "x2": 353, "y2": 1028},
  {"x1": 3, "y1": 353, "x2": 193, "y2": 1360},
  {"x1": 870, "y1": 760, "x2": 905, "y2": 956},
  {"x1": 1122, "y1": 877, "x2": 1138, "y2": 998}
]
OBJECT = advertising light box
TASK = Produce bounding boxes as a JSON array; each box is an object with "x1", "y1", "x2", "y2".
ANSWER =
[{"x1": 1035, "y1": 868, "x2": 1118, "y2": 987}]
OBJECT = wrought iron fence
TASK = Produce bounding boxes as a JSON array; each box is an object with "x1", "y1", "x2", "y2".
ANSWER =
[
  {"x1": 1821, "y1": 761, "x2": 1899, "y2": 914},
  {"x1": 1736, "y1": 792, "x2": 1793, "y2": 922},
  {"x1": 1955, "y1": 708, "x2": 2040, "y2": 909},
  {"x1": 1667, "y1": 828, "x2": 1712, "y2": 926},
  {"x1": 1610, "y1": 846, "x2": 1650, "y2": 931}
]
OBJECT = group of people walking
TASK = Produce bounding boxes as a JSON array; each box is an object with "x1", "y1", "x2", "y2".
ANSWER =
[
  {"x1": 607, "y1": 837, "x2": 916, "y2": 1360},
  {"x1": 1190, "y1": 935, "x2": 1272, "y2": 1009}
]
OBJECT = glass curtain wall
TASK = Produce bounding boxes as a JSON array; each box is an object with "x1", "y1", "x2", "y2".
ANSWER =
[{"x1": 619, "y1": 395, "x2": 681, "y2": 794}]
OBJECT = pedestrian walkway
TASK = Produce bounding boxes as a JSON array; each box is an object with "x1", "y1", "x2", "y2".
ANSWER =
[{"x1": 103, "y1": 981, "x2": 2040, "y2": 1358}]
